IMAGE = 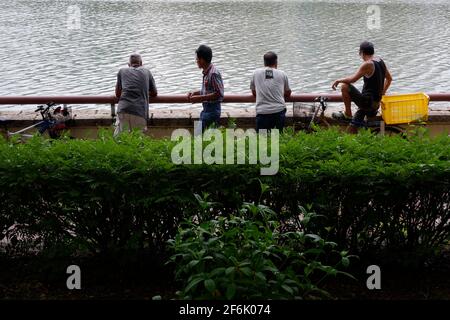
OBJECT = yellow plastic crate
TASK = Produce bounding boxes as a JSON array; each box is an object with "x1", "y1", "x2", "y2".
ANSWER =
[{"x1": 381, "y1": 93, "x2": 429, "y2": 125}]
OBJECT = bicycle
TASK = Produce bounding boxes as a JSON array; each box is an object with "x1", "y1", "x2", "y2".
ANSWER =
[
  {"x1": 293, "y1": 96, "x2": 404, "y2": 135},
  {"x1": 4, "y1": 102, "x2": 74, "y2": 140}
]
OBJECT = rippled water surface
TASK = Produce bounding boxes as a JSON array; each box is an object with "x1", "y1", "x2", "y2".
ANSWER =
[{"x1": 0, "y1": 0, "x2": 449, "y2": 110}]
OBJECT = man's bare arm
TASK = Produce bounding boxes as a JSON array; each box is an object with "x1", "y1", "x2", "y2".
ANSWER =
[
  {"x1": 189, "y1": 92, "x2": 220, "y2": 103},
  {"x1": 201, "y1": 92, "x2": 219, "y2": 101},
  {"x1": 284, "y1": 89, "x2": 292, "y2": 99},
  {"x1": 382, "y1": 67, "x2": 393, "y2": 96},
  {"x1": 332, "y1": 62, "x2": 372, "y2": 90},
  {"x1": 149, "y1": 89, "x2": 158, "y2": 98},
  {"x1": 115, "y1": 84, "x2": 122, "y2": 99}
]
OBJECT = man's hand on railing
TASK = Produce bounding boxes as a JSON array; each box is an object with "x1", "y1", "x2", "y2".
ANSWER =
[{"x1": 189, "y1": 95, "x2": 204, "y2": 104}]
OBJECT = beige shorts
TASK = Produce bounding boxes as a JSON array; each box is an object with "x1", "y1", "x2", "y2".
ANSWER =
[{"x1": 114, "y1": 112, "x2": 147, "y2": 136}]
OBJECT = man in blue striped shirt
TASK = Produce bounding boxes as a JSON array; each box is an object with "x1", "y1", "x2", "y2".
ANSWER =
[{"x1": 188, "y1": 45, "x2": 224, "y2": 131}]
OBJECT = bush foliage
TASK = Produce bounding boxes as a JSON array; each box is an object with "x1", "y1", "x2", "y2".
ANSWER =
[
  {"x1": 0, "y1": 129, "x2": 449, "y2": 265},
  {"x1": 168, "y1": 196, "x2": 355, "y2": 299}
]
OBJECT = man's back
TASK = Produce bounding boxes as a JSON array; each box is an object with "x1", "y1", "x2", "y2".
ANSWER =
[
  {"x1": 251, "y1": 67, "x2": 290, "y2": 115},
  {"x1": 362, "y1": 57, "x2": 386, "y2": 103},
  {"x1": 117, "y1": 66, "x2": 156, "y2": 119}
]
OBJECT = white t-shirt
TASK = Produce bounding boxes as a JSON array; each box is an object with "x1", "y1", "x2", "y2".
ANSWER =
[{"x1": 250, "y1": 67, "x2": 290, "y2": 115}]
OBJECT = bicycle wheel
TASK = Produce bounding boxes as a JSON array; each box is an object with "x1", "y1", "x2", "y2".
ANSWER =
[
  {"x1": 293, "y1": 103, "x2": 317, "y2": 132},
  {"x1": 306, "y1": 104, "x2": 322, "y2": 131}
]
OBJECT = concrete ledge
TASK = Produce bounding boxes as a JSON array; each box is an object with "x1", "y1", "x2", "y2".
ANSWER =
[{"x1": 1, "y1": 104, "x2": 449, "y2": 138}]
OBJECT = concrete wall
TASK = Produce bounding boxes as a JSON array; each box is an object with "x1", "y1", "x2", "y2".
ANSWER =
[{"x1": 1, "y1": 104, "x2": 449, "y2": 139}]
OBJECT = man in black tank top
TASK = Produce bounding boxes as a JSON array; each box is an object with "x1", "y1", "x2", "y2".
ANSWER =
[{"x1": 332, "y1": 41, "x2": 393, "y2": 133}]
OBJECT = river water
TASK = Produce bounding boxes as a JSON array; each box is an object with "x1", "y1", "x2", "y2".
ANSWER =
[{"x1": 0, "y1": 0, "x2": 449, "y2": 110}]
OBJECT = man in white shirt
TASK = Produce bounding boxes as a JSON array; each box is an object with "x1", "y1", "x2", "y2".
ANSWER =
[{"x1": 250, "y1": 51, "x2": 292, "y2": 132}]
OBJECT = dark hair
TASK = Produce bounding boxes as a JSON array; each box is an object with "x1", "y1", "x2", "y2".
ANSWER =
[
  {"x1": 263, "y1": 51, "x2": 278, "y2": 67},
  {"x1": 129, "y1": 53, "x2": 142, "y2": 66},
  {"x1": 359, "y1": 41, "x2": 375, "y2": 55},
  {"x1": 196, "y1": 45, "x2": 213, "y2": 64}
]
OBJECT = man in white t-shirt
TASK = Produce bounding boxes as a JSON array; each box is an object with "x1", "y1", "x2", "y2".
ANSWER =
[{"x1": 250, "y1": 51, "x2": 292, "y2": 132}]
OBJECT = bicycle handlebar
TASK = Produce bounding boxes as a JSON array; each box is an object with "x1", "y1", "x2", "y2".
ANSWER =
[
  {"x1": 34, "y1": 102, "x2": 58, "y2": 113},
  {"x1": 314, "y1": 96, "x2": 329, "y2": 103}
]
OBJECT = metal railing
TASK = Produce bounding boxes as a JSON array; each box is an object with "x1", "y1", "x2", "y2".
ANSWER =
[{"x1": 0, "y1": 93, "x2": 449, "y2": 117}]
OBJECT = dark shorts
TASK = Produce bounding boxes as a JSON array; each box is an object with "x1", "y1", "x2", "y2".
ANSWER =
[
  {"x1": 256, "y1": 109, "x2": 286, "y2": 132},
  {"x1": 348, "y1": 84, "x2": 380, "y2": 127}
]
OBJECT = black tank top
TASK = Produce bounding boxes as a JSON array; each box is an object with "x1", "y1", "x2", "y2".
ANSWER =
[{"x1": 362, "y1": 59, "x2": 386, "y2": 102}]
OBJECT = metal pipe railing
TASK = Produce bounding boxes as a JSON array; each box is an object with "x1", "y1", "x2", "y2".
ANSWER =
[
  {"x1": 1, "y1": 93, "x2": 448, "y2": 119},
  {"x1": 0, "y1": 93, "x2": 449, "y2": 105}
]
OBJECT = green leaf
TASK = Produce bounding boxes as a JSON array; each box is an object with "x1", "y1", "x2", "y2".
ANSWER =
[
  {"x1": 226, "y1": 283, "x2": 236, "y2": 300},
  {"x1": 185, "y1": 277, "x2": 203, "y2": 293},
  {"x1": 225, "y1": 267, "x2": 235, "y2": 275},
  {"x1": 188, "y1": 260, "x2": 200, "y2": 269},
  {"x1": 341, "y1": 257, "x2": 350, "y2": 268},
  {"x1": 281, "y1": 284, "x2": 294, "y2": 295},
  {"x1": 204, "y1": 279, "x2": 216, "y2": 293},
  {"x1": 305, "y1": 234, "x2": 321, "y2": 242},
  {"x1": 340, "y1": 250, "x2": 349, "y2": 257},
  {"x1": 239, "y1": 267, "x2": 252, "y2": 277},
  {"x1": 263, "y1": 266, "x2": 279, "y2": 274},
  {"x1": 210, "y1": 267, "x2": 226, "y2": 277},
  {"x1": 255, "y1": 272, "x2": 266, "y2": 282}
]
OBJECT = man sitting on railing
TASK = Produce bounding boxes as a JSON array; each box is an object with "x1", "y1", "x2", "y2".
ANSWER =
[
  {"x1": 331, "y1": 41, "x2": 392, "y2": 133},
  {"x1": 250, "y1": 51, "x2": 291, "y2": 132},
  {"x1": 188, "y1": 45, "x2": 224, "y2": 132},
  {"x1": 114, "y1": 53, "x2": 157, "y2": 136}
]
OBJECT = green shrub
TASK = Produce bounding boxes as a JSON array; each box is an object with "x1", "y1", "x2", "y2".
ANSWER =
[
  {"x1": 0, "y1": 129, "x2": 448, "y2": 265},
  {"x1": 167, "y1": 196, "x2": 354, "y2": 299}
]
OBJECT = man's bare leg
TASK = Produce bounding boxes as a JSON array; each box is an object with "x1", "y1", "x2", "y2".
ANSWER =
[
  {"x1": 340, "y1": 83, "x2": 353, "y2": 118},
  {"x1": 339, "y1": 83, "x2": 358, "y2": 133}
]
